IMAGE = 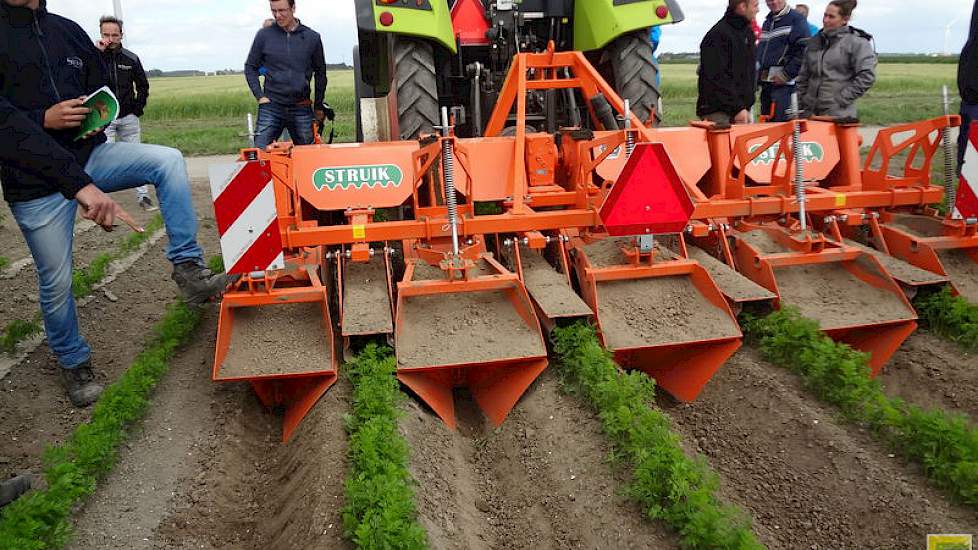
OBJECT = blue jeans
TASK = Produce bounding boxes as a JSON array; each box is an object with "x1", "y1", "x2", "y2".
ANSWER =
[
  {"x1": 760, "y1": 83, "x2": 796, "y2": 122},
  {"x1": 958, "y1": 101, "x2": 978, "y2": 173},
  {"x1": 9, "y1": 142, "x2": 204, "y2": 369},
  {"x1": 255, "y1": 102, "x2": 315, "y2": 149}
]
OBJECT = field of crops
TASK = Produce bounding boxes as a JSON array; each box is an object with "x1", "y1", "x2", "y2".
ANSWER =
[
  {"x1": 3, "y1": 47, "x2": 978, "y2": 550},
  {"x1": 141, "y1": 63, "x2": 958, "y2": 156}
]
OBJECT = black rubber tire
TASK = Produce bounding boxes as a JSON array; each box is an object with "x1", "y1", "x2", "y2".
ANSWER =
[
  {"x1": 608, "y1": 30, "x2": 661, "y2": 127},
  {"x1": 394, "y1": 37, "x2": 440, "y2": 140}
]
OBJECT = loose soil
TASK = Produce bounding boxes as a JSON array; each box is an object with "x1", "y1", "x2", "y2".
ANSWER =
[
  {"x1": 687, "y1": 245, "x2": 777, "y2": 303},
  {"x1": 341, "y1": 258, "x2": 393, "y2": 336},
  {"x1": 774, "y1": 262, "x2": 914, "y2": 329},
  {"x1": 661, "y1": 348, "x2": 978, "y2": 549},
  {"x1": 221, "y1": 302, "x2": 333, "y2": 379},
  {"x1": 401, "y1": 369, "x2": 680, "y2": 550},
  {"x1": 842, "y1": 238, "x2": 949, "y2": 286},
  {"x1": 596, "y1": 276, "x2": 740, "y2": 349},
  {"x1": 0, "y1": 199, "x2": 163, "y2": 331},
  {"x1": 520, "y1": 251, "x2": 592, "y2": 319},
  {"x1": 939, "y1": 249, "x2": 978, "y2": 304},
  {"x1": 397, "y1": 289, "x2": 545, "y2": 370},
  {"x1": 886, "y1": 213, "x2": 946, "y2": 238},
  {"x1": 0, "y1": 238, "x2": 178, "y2": 476},
  {"x1": 879, "y1": 331, "x2": 978, "y2": 419},
  {"x1": 736, "y1": 229, "x2": 788, "y2": 254},
  {"x1": 579, "y1": 238, "x2": 630, "y2": 268}
]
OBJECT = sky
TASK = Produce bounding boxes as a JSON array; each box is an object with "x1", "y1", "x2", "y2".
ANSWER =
[{"x1": 48, "y1": 0, "x2": 977, "y2": 72}]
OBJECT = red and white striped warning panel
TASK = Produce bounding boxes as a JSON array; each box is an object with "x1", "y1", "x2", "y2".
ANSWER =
[
  {"x1": 955, "y1": 122, "x2": 978, "y2": 220},
  {"x1": 209, "y1": 161, "x2": 285, "y2": 275}
]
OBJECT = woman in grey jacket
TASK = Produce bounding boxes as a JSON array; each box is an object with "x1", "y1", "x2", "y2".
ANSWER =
[{"x1": 796, "y1": 0, "x2": 877, "y2": 119}]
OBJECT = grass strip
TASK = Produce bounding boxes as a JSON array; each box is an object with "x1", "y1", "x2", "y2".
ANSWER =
[
  {"x1": 552, "y1": 323, "x2": 763, "y2": 550},
  {"x1": 0, "y1": 255, "x2": 9, "y2": 270},
  {"x1": 71, "y1": 253, "x2": 113, "y2": 299},
  {"x1": 0, "y1": 317, "x2": 43, "y2": 354},
  {"x1": 342, "y1": 344, "x2": 427, "y2": 550},
  {"x1": 744, "y1": 307, "x2": 978, "y2": 506},
  {"x1": 2, "y1": 215, "x2": 166, "y2": 356},
  {"x1": 0, "y1": 301, "x2": 202, "y2": 549},
  {"x1": 914, "y1": 287, "x2": 978, "y2": 352}
]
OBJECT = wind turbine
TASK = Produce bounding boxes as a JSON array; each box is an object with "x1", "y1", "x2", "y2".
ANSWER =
[{"x1": 945, "y1": 17, "x2": 959, "y2": 56}]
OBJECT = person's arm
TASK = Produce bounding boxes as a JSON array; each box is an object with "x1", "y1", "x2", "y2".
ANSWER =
[
  {"x1": 0, "y1": 96, "x2": 92, "y2": 199},
  {"x1": 244, "y1": 32, "x2": 266, "y2": 101},
  {"x1": 133, "y1": 54, "x2": 150, "y2": 117},
  {"x1": 312, "y1": 37, "x2": 327, "y2": 108},
  {"x1": 699, "y1": 32, "x2": 742, "y2": 114},
  {"x1": 782, "y1": 17, "x2": 810, "y2": 81},
  {"x1": 839, "y1": 38, "x2": 877, "y2": 106}
]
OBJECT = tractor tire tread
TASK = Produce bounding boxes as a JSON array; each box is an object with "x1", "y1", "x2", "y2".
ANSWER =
[
  {"x1": 611, "y1": 30, "x2": 662, "y2": 126},
  {"x1": 394, "y1": 37, "x2": 440, "y2": 141}
]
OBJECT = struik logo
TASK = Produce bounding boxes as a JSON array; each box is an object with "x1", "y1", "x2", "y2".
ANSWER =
[
  {"x1": 748, "y1": 141, "x2": 825, "y2": 165},
  {"x1": 313, "y1": 164, "x2": 404, "y2": 191}
]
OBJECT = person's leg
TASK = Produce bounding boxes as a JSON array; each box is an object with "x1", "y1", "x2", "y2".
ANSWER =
[
  {"x1": 771, "y1": 84, "x2": 795, "y2": 122},
  {"x1": 84, "y1": 142, "x2": 203, "y2": 264},
  {"x1": 8, "y1": 194, "x2": 90, "y2": 370},
  {"x1": 759, "y1": 83, "x2": 774, "y2": 121},
  {"x1": 115, "y1": 115, "x2": 155, "y2": 209},
  {"x1": 285, "y1": 105, "x2": 316, "y2": 146},
  {"x1": 84, "y1": 142, "x2": 225, "y2": 304},
  {"x1": 103, "y1": 118, "x2": 120, "y2": 143},
  {"x1": 255, "y1": 102, "x2": 287, "y2": 149}
]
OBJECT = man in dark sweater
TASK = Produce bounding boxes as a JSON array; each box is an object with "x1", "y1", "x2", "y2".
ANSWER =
[
  {"x1": 245, "y1": 0, "x2": 330, "y2": 149},
  {"x1": 757, "y1": 0, "x2": 811, "y2": 121},
  {"x1": 0, "y1": 0, "x2": 226, "y2": 407},
  {"x1": 697, "y1": 0, "x2": 760, "y2": 125},
  {"x1": 958, "y1": 0, "x2": 978, "y2": 171},
  {"x1": 96, "y1": 15, "x2": 155, "y2": 211}
]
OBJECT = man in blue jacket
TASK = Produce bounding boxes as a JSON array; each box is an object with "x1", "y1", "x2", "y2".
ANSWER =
[
  {"x1": 245, "y1": 0, "x2": 331, "y2": 149},
  {"x1": 757, "y1": 0, "x2": 811, "y2": 121},
  {"x1": 0, "y1": 0, "x2": 226, "y2": 407}
]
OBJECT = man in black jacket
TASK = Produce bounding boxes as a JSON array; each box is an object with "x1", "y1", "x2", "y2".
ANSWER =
[
  {"x1": 697, "y1": 0, "x2": 760, "y2": 125},
  {"x1": 245, "y1": 0, "x2": 330, "y2": 149},
  {"x1": 0, "y1": 0, "x2": 225, "y2": 407},
  {"x1": 96, "y1": 15, "x2": 155, "y2": 211},
  {"x1": 958, "y1": 0, "x2": 978, "y2": 171}
]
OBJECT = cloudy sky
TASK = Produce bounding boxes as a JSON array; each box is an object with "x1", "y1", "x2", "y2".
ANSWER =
[{"x1": 49, "y1": 0, "x2": 976, "y2": 72}]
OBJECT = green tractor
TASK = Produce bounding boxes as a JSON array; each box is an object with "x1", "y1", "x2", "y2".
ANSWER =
[{"x1": 354, "y1": 0, "x2": 683, "y2": 141}]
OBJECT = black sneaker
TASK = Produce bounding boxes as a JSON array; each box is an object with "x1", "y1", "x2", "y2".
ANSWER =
[
  {"x1": 60, "y1": 362, "x2": 103, "y2": 407},
  {"x1": 172, "y1": 261, "x2": 227, "y2": 306},
  {"x1": 0, "y1": 475, "x2": 32, "y2": 508},
  {"x1": 137, "y1": 196, "x2": 158, "y2": 212}
]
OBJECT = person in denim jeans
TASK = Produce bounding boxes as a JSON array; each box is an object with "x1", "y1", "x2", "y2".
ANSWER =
[
  {"x1": 245, "y1": 0, "x2": 331, "y2": 149},
  {"x1": 1, "y1": 0, "x2": 226, "y2": 407}
]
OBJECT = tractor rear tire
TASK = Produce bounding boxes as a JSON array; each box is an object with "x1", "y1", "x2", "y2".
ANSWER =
[
  {"x1": 394, "y1": 37, "x2": 440, "y2": 140},
  {"x1": 608, "y1": 30, "x2": 661, "y2": 127}
]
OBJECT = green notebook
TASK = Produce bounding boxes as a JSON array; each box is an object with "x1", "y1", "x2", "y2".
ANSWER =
[{"x1": 75, "y1": 86, "x2": 119, "y2": 140}]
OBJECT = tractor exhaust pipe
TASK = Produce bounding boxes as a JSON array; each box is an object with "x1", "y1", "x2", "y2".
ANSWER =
[{"x1": 440, "y1": 107, "x2": 461, "y2": 257}]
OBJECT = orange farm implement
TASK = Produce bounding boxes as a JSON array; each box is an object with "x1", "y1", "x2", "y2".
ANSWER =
[{"x1": 209, "y1": 46, "x2": 971, "y2": 440}]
